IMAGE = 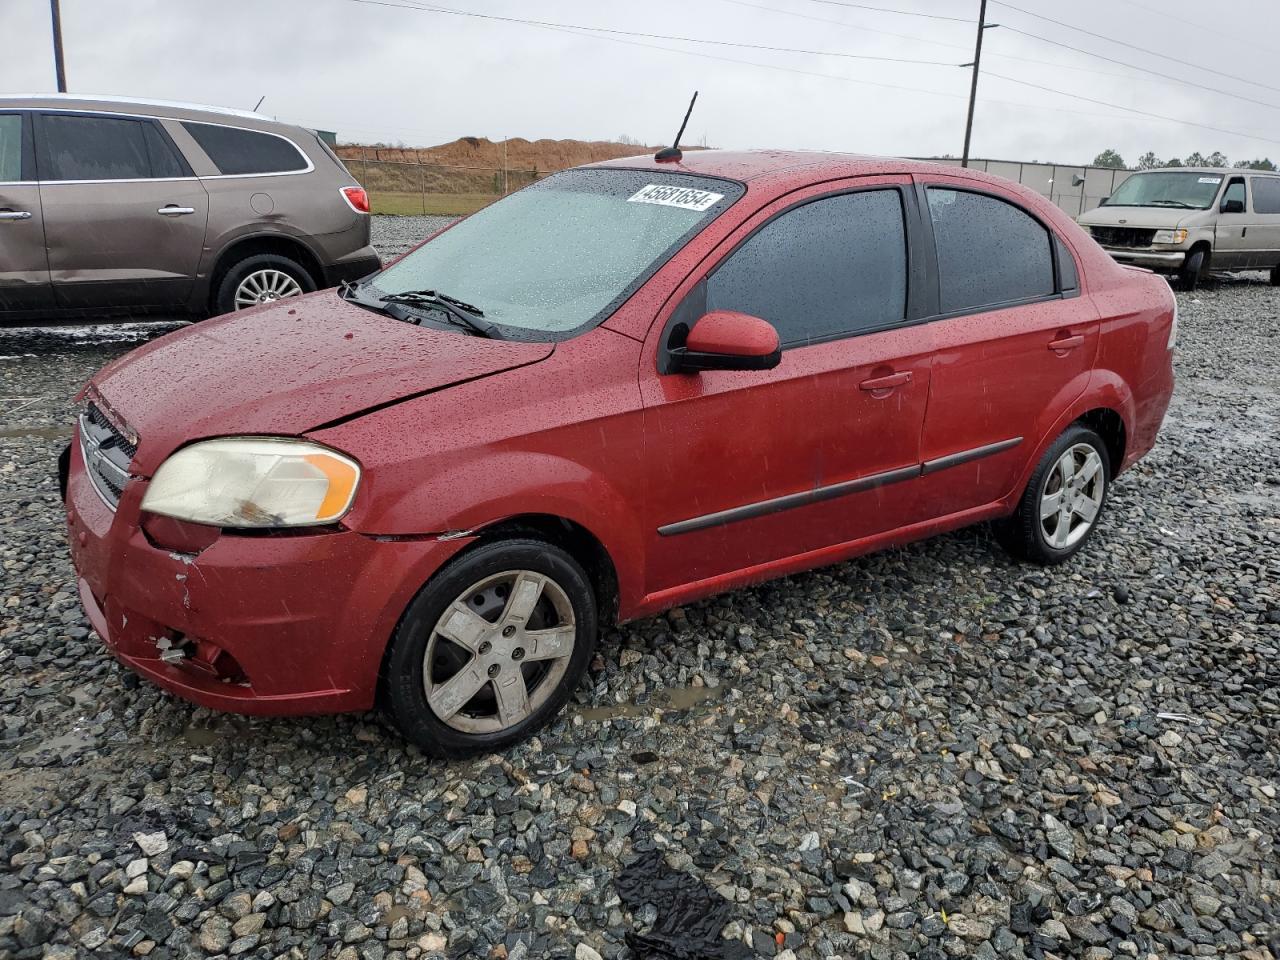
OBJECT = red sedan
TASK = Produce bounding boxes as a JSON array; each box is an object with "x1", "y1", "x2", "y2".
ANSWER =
[{"x1": 64, "y1": 150, "x2": 1175, "y2": 757}]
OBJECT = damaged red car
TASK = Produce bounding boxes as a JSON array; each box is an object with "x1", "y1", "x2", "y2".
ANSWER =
[{"x1": 64, "y1": 151, "x2": 1176, "y2": 757}]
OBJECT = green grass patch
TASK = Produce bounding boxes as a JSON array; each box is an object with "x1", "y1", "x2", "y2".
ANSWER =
[{"x1": 369, "y1": 191, "x2": 499, "y2": 217}]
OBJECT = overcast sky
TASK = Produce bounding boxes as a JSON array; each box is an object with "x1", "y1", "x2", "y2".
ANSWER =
[{"x1": 4, "y1": 0, "x2": 1279, "y2": 166}]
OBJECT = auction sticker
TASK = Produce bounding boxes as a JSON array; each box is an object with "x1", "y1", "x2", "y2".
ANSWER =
[{"x1": 628, "y1": 184, "x2": 724, "y2": 211}]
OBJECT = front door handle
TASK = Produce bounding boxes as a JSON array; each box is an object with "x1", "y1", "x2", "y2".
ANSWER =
[
  {"x1": 1048, "y1": 334, "x2": 1085, "y2": 352},
  {"x1": 157, "y1": 205, "x2": 195, "y2": 216},
  {"x1": 859, "y1": 370, "x2": 912, "y2": 392},
  {"x1": 0, "y1": 210, "x2": 33, "y2": 221}
]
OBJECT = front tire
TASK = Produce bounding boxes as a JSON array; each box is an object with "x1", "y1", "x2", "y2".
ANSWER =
[
  {"x1": 995, "y1": 424, "x2": 1111, "y2": 565},
  {"x1": 1270, "y1": 264, "x2": 1280, "y2": 286},
  {"x1": 1177, "y1": 248, "x2": 1206, "y2": 292},
  {"x1": 213, "y1": 253, "x2": 314, "y2": 316},
  {"x1": 383, "y1": 539, "x2": 597, "y2": 758}
]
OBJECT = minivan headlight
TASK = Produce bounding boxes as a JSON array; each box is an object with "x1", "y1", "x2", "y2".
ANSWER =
[
  {"x1": 141, "y1": 438, "x2": 360, "y2": 528},
  {"x1": 1153, "y1": 229, "x2": 1188, "y2": 244}
]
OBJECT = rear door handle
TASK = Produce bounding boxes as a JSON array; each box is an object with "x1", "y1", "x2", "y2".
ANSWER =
[
  {"x1": 859, "y1": 371, "x2": 912, "y2": 392},
  {"x1": 0, "y1": 210, "x2": 32, "y2": 221},
  {"x1": 157, "y1": 205, "x2": 195, "y2": 216},
  {"x1": 1048, "y1": 334, "x2": 1085, "y2": 352}
]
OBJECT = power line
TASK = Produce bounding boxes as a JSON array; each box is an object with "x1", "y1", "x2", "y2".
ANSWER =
[
  {"x1": 989, "y1": 0, "x2": 1280, "y2": 96},
  {"x1": 984, "y1": 70, "x2": 1280, "y2": 146},
  {"x1": 724, "y1": 0, "x2": 1210, "y2": 94},
  {"x1": 335, "y1": 0, "x2": 1280, "y2": 150},
  {"x1": 794, "y1": 0, "x2": 972, "y2": 23},
  {"x1": 996, "y1": 24, "x2": 1280, "y2": 112},
  {"x1": 1109, "y1": 0, "x2": 1280, "y2": 58},
  {"x1": 344, "y1": 0, "x2": 959, "y2": 66}
]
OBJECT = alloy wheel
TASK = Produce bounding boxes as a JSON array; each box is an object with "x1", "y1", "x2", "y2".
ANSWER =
[
  {"x1": 423, "y1": 570, "x2": 577, "y2": 734},
  {"x1": 233, "y1": 269, "x2": 303, "y2": 309},
  {"x1": 1040, "y1": 442, "x2": 1105, "y2": 550}
]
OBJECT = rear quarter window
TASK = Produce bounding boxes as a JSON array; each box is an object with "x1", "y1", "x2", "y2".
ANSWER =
[{"x1": 181, "y1": 122, "x2": 309, "y2": 175}]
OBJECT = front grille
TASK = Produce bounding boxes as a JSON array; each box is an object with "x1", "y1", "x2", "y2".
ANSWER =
[
  {"x1": 1091, "y1": 226, "x2": 1157, "y2": 248},
  {"x1": 79, "y1": 403, "x2": 136, "y2": 510}
]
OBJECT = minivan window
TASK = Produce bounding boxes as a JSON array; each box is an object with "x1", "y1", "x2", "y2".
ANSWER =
[
  {"x1": 39, "y1": 114, "x2": 152, "y2": 181},
  {"x1": 706, "y1": 190, "x2": 908, "y2": 345},
  {"x1": 0, "y1": 115, "x2": 21, "y2": 181},
  {"x1": 1104, "y1": 171, "x2": 1223, "y2": 209},
  {"x1": 927, "y1": 188, "x2": 1055, "y2": 313},
  {"x1": 182, "y1": 122, "x2": 308, "y2": 175},
  {"x1": 370, "y1": 169, "x2": 743, "y2": 338},
  {"x1": 1253, "y1": 177, "x2": 1280, "y2": 215}
]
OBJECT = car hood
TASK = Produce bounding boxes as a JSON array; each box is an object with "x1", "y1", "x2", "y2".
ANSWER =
[
  {"x1": 87, "y1": 292, "x2": 553, "y2": 475},
  {"x1": 1077, "y1": 206, "x2": 1199, "y2": 229}
]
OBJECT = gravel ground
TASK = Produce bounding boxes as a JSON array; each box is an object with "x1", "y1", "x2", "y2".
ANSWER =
[{"x1": 1, "y1": 220, "x2": 1278, "y2": 960}]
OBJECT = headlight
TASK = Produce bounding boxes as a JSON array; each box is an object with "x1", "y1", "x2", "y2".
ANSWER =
[
  {"x1": 141, "y1": 438, "x2": 360, "y2": 528},
  {"x1": 1153, "y1": 229, "x2": 1188, "y2": 244}
]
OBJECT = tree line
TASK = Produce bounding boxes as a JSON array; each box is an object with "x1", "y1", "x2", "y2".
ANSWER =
[{"x1": 1091, "y1": 149, "x2": 1276, "y2": 171}]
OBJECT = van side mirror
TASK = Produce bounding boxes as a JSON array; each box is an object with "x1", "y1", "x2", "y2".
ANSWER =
[
  {"x1": 666, "y1": 310, "x2": 781, "y2": 373},
  {"x1": 1222, "y1": 198, "x2": 1245, "y2": 214}
]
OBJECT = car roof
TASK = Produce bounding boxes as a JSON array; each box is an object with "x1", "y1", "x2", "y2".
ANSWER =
[
  {"x1": 589, "y1": 148, "x2": 959, "y2": 183},
  {"x1": 0, "y1": 93, "x2": 295, "y2": 130}
]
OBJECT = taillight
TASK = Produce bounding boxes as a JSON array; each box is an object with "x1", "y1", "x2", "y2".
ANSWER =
[{"x1": 340, "y1": 185, "x2": 370, "y2": 214}]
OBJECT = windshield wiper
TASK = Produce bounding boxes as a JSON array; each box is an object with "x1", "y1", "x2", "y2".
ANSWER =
[
  {"x1": 378, "y1": 289, "x2": 499, "y2": 339},
  {"x1": 1147, "y1": 200, "x2": 1195, "y2": 208}
]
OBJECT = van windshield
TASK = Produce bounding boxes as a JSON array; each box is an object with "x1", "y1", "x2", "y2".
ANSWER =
[
  {"x1": 1104, "y1": 172, "x2": 1223, "y2": 209},
  {"x1": 368, "y1": 168, "x2": 743, "y2": 340}
]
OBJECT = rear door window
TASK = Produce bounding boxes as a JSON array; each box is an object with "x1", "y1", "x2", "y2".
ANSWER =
[
  {"x1": 926, "y1": 188, "x2": 1055, "y2": 313},
  {"x1": 38, "y1": 114, "x2": 152, "y2": 181},
  {"x1": 142, "y1": 123, "x2": 191, "y2": 179},
  {"x1": 1250, "y1": 177, "x2": 1280, "y2": 215},
  {"x1": 705, "y1": 189, "x2": 908, "y2": 346},
  {"x1": 181, "y1": 122, "x2": 308, "y2": 175},
  {"x1": 0, "y1": 115, "x2": 26, "y2": 181}
]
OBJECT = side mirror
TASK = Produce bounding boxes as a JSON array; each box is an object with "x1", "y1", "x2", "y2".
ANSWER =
[
  {"x1": 667, "y1": 310, "x2": 781, "y2": 373},
  {"x1": 1222, "y1": 198, "x2": 1245, "y2": 214}
]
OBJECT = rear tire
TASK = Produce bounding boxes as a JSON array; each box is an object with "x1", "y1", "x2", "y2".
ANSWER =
[
  {"x1": 213, "y1": 253, "x2": 314, "y2": 316},
  {"x1": 994, "y1": 424, "x2": 1111, "y2": 565},
  {"x1": 1270, "y1": 264, "x2": 1280, "y2": 286},
  {"x1": 383, "y1": 539, "x2": 597, "y2": 759},
  {"x1": 1177, "y1": 248, "x2": 1206, "y2": 292}
]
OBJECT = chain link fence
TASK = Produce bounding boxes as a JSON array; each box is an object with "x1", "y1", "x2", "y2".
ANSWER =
[
  {"x1": 338, "y1": 148, "x2": 548, "y2": 216},
  {"x1": 340, "y1": 148, "x2": 1136, "y2": 219}
]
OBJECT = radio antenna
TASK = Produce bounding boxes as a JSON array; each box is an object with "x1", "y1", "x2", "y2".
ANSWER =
[{"x1": 655, "y1": 91, "x2": 698, "y2": 163}]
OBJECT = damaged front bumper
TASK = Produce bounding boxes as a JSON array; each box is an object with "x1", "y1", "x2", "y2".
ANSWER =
[{"x1": 63, "y1": 432, "x2": 467, "y2": 715}]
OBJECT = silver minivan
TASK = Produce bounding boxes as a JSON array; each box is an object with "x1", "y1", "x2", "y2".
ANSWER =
[
  {"x1": 1076, "y1": 167, "x2": 1280, "y2": 290},
  {"x1": 0, "y1": 94, "x2": 380, "y2": 321}
]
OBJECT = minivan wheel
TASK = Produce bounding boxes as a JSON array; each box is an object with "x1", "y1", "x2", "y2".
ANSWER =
[
  {"x1": 1177, "y1": 248, "x2": 1206, "y2": 292},
  {"x1": 994, "y1": 424, "x2": 1111, "y2": 565},
  {"x1": 383, "y1": 539, "x2": 597, "y2": 758},
  {"x1": 213, "y1": 253, "x2": 315, "y2": 316},
  {"x1": 1271, "y1": 264, "x2": 1280, "y2": 286}
]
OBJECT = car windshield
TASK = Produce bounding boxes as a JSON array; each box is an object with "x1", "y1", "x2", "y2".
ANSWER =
[
  {"x1": 368, "y1": 168, "x2": 743, "y2": 339},
  {"x1": 1104, "y1": 171, "x2": 1224, "y2": 209}
]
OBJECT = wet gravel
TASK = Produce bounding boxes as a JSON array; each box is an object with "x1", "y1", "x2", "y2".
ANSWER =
[{"x1": 1, "y1": 227, "x2": 1278, "y2": 959}]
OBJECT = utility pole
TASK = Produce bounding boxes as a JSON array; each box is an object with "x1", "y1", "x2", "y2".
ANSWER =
[
  {"x1": 961, "y1": 0, "x2": 997, "y2": 168},
  {"x1": 50, "y1": 0, "x2": 67, "y2": 92}
]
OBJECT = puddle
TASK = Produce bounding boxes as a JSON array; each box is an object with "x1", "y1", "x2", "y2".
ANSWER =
[
  {"x1": 17, "y1": 725, "x2": 98, "y2": 764},
  {"x1": 578, "y1": 683, "x2": 724, "y2": 722},
  {"x1": 183, "y1": 718, "x2": 250, "y2": 747}
]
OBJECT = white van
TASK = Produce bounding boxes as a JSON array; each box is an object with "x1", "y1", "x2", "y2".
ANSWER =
[{"x1": 1076, "y1": 167, "x2": 1280, "y2": 290}]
